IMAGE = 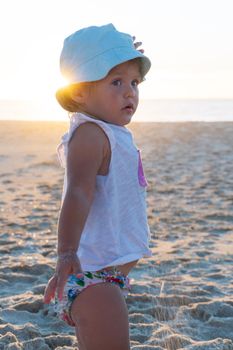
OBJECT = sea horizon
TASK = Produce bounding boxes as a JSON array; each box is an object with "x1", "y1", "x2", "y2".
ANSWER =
[{"x1": 0, "y1": 98, "x2": 233, "y2": 122}]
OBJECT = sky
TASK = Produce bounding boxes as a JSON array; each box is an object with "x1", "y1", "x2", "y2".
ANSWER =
[{"x1": 0, "y1": 0, "x2": 233, "y2": 120}]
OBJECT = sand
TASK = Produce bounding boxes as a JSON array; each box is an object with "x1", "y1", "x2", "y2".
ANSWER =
[{"x1": 0, "y1": 120, "x2": 233, "y2": 350}]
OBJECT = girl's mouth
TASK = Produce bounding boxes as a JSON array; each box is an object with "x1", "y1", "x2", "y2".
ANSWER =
[{"x1": 122, "y1": 104, "x2": 134, "y2": 113}]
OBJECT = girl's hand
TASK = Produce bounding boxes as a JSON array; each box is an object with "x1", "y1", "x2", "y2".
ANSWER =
[
  {"x1": 133, "y1": 36, "x2": 144, "y2": 54},
  {"x1": 43, "y1": 252, "x2": 82, "y2": 303}
]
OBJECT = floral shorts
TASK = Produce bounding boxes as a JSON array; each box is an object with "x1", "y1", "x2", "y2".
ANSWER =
[{"x1": 54, "y1": 267, "x2": 131, "y2": 326}]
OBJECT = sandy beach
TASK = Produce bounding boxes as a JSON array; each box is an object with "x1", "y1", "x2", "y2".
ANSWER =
[{"x1": 0, "y1": 120, "x2": 233, "y2": 350}]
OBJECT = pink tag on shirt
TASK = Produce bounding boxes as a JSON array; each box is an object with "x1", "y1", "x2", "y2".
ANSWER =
[{"x1": 138, "y1": 150, "x2": 148, "y2": 187}]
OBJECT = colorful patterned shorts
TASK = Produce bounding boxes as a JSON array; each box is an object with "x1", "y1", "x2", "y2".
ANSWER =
[{"x1": 54, "y1": 268, "x2": 131, "y2": 326}]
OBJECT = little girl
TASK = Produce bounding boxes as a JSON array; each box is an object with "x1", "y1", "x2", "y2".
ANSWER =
[{"x1": 44, "y1": 23, "x2": 152, "y2": 350}]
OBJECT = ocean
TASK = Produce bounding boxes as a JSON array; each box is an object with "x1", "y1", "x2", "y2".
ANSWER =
[{"x1": 0, "y1": 98, "x2": 233, "y2": 122}]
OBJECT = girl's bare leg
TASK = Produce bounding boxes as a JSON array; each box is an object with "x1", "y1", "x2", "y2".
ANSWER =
[{"x1": 71, "y1": 283, "x2": 130, "y2": 350}]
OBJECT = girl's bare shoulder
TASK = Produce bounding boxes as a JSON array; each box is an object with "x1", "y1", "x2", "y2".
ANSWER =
[
  {"x1": 67, "y1": 122, "x2": 110, "y2": 183},
  {"x1": 70, "y1": 122, "x2": 111, "y2": 154}
]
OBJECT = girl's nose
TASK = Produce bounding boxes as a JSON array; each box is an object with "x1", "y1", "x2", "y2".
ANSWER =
[{"x1": 124, "y1": 85, "x2": 136, "y2": 98}]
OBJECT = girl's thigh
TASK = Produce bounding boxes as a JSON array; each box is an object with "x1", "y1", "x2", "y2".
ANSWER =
[{"x1": 70, "y1": 282, "x2": 130, "y2": 350}]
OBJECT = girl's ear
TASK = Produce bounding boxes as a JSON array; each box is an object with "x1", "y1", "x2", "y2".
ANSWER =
[
  {"x1": 70, "y1": 86, "x2": 86, "y2": 104},
  {"x1": 70, "y1": 88, "x2": 83, "y2": 104}
]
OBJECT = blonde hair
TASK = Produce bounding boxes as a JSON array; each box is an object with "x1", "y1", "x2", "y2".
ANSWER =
[{"x1": 56, "y1": 82, "x2": 93, "y2": 113}]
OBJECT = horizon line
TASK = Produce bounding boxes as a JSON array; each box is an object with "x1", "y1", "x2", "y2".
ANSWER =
[{"x1": 0, "y1": 97, "x2": 233, "y2": 102}]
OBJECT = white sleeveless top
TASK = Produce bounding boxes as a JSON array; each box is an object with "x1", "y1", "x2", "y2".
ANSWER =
[{"x1": 57, "y1": 113, "x2": 152, "y2": 271}]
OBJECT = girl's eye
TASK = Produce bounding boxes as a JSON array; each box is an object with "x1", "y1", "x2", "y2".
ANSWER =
[
  {"x1": 112, "y1": 79, "x2": 121, "y2": 86},
  {"x1": 132, "y1": 79, "x2": 139, "y2": 87}
]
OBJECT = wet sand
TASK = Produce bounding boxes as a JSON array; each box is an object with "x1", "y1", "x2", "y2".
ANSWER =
[{"x1": 0, "y1": 121, "x2": 233, "y2": 349}]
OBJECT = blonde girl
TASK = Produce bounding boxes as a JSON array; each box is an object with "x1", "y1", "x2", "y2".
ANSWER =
[{"x1": 44, "y1": 23, "x2": 152, "y2": 350}]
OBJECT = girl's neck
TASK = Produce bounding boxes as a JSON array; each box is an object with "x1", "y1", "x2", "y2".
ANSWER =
[
  {"x1": 77, "y1": 111, "x2": 112, "y2": 125},
  {"x1": 72, "y1": 111, "x2": 127, "y2": 129}
]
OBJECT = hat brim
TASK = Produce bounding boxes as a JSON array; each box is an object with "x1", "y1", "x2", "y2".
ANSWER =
[{"x1": 75, "y1": 47, "x2": 151, "y2": 82}]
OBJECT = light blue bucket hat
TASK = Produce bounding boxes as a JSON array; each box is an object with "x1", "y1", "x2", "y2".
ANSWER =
[{"x1": 59, "y1": 23, "x2": 151, "y2": 86}]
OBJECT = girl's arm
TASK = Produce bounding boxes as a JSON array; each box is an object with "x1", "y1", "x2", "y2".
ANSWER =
[{"x1": 44, "y1": 122, "x2": 109, "y2": 303}]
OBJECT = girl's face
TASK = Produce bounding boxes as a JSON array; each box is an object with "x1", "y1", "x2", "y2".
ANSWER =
[{"x1": 79, "y1": 60, "x2": 142, "y2": 126}]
